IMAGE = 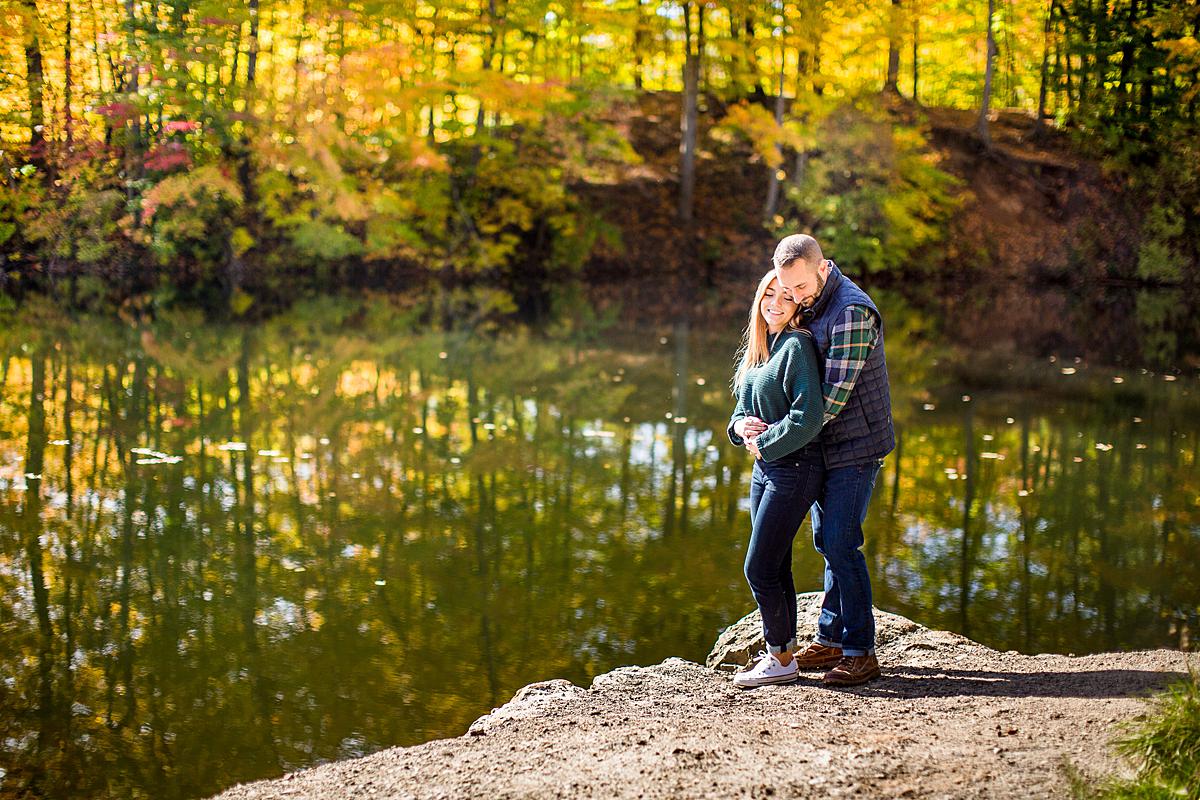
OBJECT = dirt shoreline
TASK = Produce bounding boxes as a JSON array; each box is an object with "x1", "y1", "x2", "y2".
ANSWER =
[{"x1": 212, "y1": 600, "x2": 1194, "y2": 799}]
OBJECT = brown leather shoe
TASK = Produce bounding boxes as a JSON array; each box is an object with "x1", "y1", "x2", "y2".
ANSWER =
[
  {"x1": 822, "y1": 654, "x2": 881, "y2": 686},
  {"x1": 791, "y1": 642, "x2": 844, "y2": 670}
]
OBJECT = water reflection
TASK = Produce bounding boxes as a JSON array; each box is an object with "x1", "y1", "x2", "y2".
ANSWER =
[{"x1": 0, "y1": 293, "x2": 1197, "y2": 799}]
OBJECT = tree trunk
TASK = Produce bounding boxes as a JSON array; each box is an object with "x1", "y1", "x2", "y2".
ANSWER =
[
  {"x1": 1117, "y1": 0, "x2": 1140, "y2": 115},
  {"x1": 763, "y1": 43, "x2": 785, "y2": 222},
  {"x1": 678, "y1": 2, "x2": 699, "y2": 224},
  {"x1": 65, "y1": 1, "x2": 75, "y2": 149},
  {"x1": 1035, "y1": 0, "x2": 1056, "y2": 133},
  {"x1": 476, "y1": 0, "x2": 499, "y2": 132},
  {"x1": 22, "y1": 0, "x2": 46, "y2": 167},
  {"x1": 911, "y1": 11, "x2": 920, "y2": 102},
  {"x1": 247, "y1": 0, "x2": 261, "y2": 89},
  {"x1": 634, "y1": 0, "x2": 647, "y2": 90},
  {"x1": 885, "y1": 0, "x2": 902, "y2": 93},
  {"x1": 978, "y1": 0, "x2": 997, "y2": 148}
]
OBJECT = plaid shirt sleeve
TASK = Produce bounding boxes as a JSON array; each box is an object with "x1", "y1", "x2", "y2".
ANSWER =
[{"x1": 822, "y1": 305, "x2": 879, "y2": 423}]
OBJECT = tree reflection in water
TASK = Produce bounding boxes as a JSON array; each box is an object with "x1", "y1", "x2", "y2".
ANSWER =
[{"x1": 0, "y1": 293, "x2": 1196, "y2": 799}]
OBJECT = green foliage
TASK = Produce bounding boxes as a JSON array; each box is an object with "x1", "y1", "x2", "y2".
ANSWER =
[
  {"x1": 1137, "y1": 204, "x2": 1187, "y2": 283},
  {"x1": 1071, "y1": 672, "x2": 1200, "y2": 800},
  {"x1": 785, "y1": 104, "x2": 963, "y2": 274},
  {"x1": 143, "y1": 164, "x2": 244, "y2": 264}
]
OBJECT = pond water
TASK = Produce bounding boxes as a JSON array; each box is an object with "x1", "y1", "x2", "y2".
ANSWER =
[{"x1": 1, "y1": 286, "x2": 1197, "y2": 799}]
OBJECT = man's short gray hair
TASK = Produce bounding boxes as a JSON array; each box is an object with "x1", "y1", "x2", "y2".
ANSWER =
[{"x1": 773, "y1": 234, "x2": 824, "y2": 271}]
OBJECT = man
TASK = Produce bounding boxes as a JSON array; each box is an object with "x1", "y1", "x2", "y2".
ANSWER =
[{"x1": 770, "y1": 233, "x2": 895, "y2": 687}]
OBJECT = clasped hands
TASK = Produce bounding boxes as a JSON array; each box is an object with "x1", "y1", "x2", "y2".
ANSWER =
[{"x1": 733, "y1": 416, "x2": 769, "y2": 460}]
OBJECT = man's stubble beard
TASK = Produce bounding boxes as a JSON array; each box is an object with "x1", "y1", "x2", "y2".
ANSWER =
[{"x1": 800, "y1": 271, "x2": 826, "y2": 309}]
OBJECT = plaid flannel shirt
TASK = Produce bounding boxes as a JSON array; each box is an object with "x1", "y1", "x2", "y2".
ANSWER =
[{"x1": 822, "y1": 305, "x2": 879, "y2": 423}]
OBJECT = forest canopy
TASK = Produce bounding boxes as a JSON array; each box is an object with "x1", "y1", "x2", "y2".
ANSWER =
[{"x1": 2, "y1": 0, "x2": 1198, "y2": 313}]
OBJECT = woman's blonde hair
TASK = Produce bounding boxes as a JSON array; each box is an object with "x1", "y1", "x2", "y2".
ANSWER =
[{"x1": 732, "y1": 270, "x2": 802, "y2": 392}]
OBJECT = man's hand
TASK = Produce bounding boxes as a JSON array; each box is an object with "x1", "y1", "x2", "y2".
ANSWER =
[{"x1": 734, "y1": 416, "x2": 768, "y2": 439}]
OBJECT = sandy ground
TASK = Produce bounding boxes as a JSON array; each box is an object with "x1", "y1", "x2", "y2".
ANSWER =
[{"x1": 212, "y1": 598, "x2": 1194, "y2": 800}]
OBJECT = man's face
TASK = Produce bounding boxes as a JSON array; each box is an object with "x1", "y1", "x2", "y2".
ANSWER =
[{"x1": 775, "y1": 259, "x2": 827, "y2": 310}]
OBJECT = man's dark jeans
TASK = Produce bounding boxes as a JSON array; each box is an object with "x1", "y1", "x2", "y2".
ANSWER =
[
  {"x1": 811, "y1": 460, "x2": 883, "y2": 657},
  {"x1": 744, "y1": 447, "x2": 825, "y2": 653}
]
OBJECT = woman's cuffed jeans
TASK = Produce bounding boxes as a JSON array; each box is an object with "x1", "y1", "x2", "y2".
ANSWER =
[
  {"x1": 811, "y1": 459, "x2": 883, "y2": 657},
  {"x1": 744, "y1": 447, "x2": 825, "y2": 654}
]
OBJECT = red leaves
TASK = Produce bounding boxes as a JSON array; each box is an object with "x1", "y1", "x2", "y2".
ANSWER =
[
  {"x1": 163, "y1": 120, "x2": 200, "y2": 134},
  {"x1": 144, "y1": 143, "x2": 192, "y2": 172},
  {"x1": 93, "y1": 102, "x2": 138, "y2": 123}
]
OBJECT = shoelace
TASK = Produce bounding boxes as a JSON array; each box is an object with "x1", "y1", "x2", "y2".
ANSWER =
[{"x1": 748, "y1": 650, "x2": 779, "y2": 671}]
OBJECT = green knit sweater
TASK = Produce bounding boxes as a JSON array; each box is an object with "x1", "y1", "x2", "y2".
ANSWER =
[{"x1": 727, "y1": 330, "x2": 824, "y2": 462}]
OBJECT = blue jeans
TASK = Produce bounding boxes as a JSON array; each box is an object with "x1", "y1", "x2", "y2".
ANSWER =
[
  {"x1": 744, "y1": 447, "x2": 825, "y2": 654},
  {"x1": 811, "y1": 460, "x2": 883, "y2": 657}
]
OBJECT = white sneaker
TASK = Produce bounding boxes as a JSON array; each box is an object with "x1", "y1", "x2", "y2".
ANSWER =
[{"x1": 732, "y1": 650, "x2": 799, "y2": 689}]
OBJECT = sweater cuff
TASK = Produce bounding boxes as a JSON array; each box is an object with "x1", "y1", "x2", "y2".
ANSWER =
[{"x1": 727, "y1": 418, "x2": 745, "y2": 446}]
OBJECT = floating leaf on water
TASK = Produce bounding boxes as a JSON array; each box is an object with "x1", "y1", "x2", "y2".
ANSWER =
[
  {"x1": 50, "y1": 439, "x2": 71, "y2": 446},
  {"x1": 218, "y1": 442, "x2": 247, "y2": 452},
  {"x1": 1112, "y1": 376, "x2": 1124, "y2": 384},
  {"x1": 24, "y1": 473, "x2": 42, "y2": 480},
  {"x1": 318, "y1": 438, "x2": 330, "y2": 445},
  {"x1": 1132, "y1": 417, "x2": 1142, "y2": 423},
  {"x1": 923, "y1": 403, "x2": 936, "y2": 411},
  {"x1": 623, "y1": 417, "x2": 631, "y2": 423},
  {"x1": 1031, "y1": 445, "x2": 1041, "y2": 453},
  {"x1": 982, "y1": 434, "x2": 994, "y2": 441},
  {"x1": 1017, "y1": 489, "x2": 1030, "y2": 497},
  {"x1": 943, "y1": 468, "x2": 958, "y2": 475},
  {"x1": 665, "y1": 412, "x2": 674, "y2": 419},
  {"x1": 1136, "y1": 443, "x2": 1147, "y2": 450},
  {"x1": 659, "y1": 337, "x2": 668, "y2": 345},
  {"x1": 582, "y1": 429, "x2": 615, "y2": 438},
  {"x1": 1060, "y1": 367, "x2": 1077, "y2": 375},
  {"x1": 612, "y1": 375, "x2": 623, "y2": 382},
  {"x1": 673, "y1": 417, "x2": 688, "y2": 424},
  {"x1": 449, "y1": 457, "x2": 461, "y2": 465},
  {"x1": 1073, "y1": 456, "x2": 1084, "y2": 463},
  {"x1": 1094, "y1": 443, "x2": 1113, "y2": 451},
  {"x1": 257, "y1": 449, "x2": 280, "y2": 457},
  {"x1": 272, "y1": 457, "x2": 290, "y2": 463},
  {"x1": 706, "y1": 445, "x2": 717, "y2": 452},
  {"x1": 131, "y1": 447, "x2": 157, "y2": 456},
  {"x1": 961, "y1": 395, "x2": 971, "y2": 402},
  {"x1": 948, "y1": 474, "x2": 959, "y2": 480},
  {"x1": 483, "y1": 423, "x2": 496, "y2": 430},
  {"x1": 137, "y1": 457, "x2": 182, "y2": 465},
  {"x1": 696, "y1": 378, "x2": 706, "y2": 386},
  {"x1": 1049, "y1": 356, "x2": 1057, "y2": 363},
  {"x1": 412, "y1": 427, "x2": 424, "y2": 434},
  {"x1": 981, "y1": 452, "x2": 1005, "y2": 460},
  {"x1": 1164, "y1": 375, "x2": 1177, "y2": 382},
  {"x1": 351, "y1": 472, "x2": 361, "y2": 479},
  {"x1": 438, "y1": 351, "x2": 448, "y2": 359},
  {"x1": 300, "y1": 452, "x2": 313, "y2": 459},
  {"x1": 374, "y1": 580, "x2": 386, "y2": 586},
  {"x1": 1005, "y1": 418, "x2": 1015, "y2": 424}
]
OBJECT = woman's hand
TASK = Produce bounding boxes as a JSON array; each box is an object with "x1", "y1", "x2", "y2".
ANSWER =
[
  {"x1": 734, "y1": 416, "x2": 768, "y2": 439},
  {"x1": 745, "y1": 436, "x2": 763, "y2": 460}
]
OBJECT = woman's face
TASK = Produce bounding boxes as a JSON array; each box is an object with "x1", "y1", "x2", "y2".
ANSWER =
[{"x1": 760, "y1": 279, "x2": 798, "y2": 334}]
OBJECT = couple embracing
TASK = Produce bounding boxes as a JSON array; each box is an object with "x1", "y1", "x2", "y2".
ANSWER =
[{"x1": 727, "y1": 233, "x2": 894, "y2": 689}]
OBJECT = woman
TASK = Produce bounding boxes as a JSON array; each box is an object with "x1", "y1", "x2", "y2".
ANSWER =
[{"x1": 727, "y1": 271, "x2": 825, "y2": 688}]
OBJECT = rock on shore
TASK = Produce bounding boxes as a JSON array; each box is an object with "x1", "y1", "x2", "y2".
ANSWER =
[{"x1": 212, "y1": 594, "x2": 1194, "y2": 799}]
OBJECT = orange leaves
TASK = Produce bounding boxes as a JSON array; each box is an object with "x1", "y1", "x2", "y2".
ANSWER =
[{"x1": 714, "y1": 102, "x2": 806, "y2": 170}]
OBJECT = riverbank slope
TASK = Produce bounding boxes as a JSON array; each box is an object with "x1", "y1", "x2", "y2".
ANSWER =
[{"x1": 211, "y1": 597, "x2": 1193, "y2": 799}]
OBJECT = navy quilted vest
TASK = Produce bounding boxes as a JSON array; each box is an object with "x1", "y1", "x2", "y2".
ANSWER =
[{"x1": 804, "y1": 262, "x2": 895, "y2": 469}]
